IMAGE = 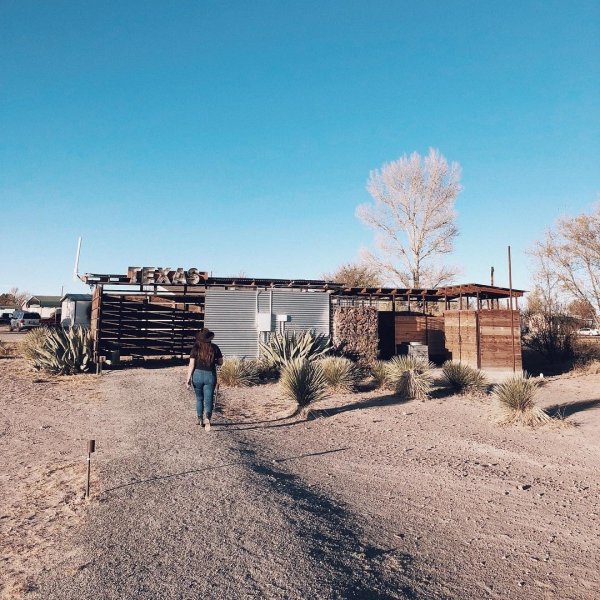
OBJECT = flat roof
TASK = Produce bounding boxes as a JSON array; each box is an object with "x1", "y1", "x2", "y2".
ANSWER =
[{"x1": 82, "y1": 271, "x2": 524, "y2": 300}]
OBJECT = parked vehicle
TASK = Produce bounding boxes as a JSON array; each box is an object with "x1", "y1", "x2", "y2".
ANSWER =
[
  {"x1": 577, "y1": 327, "x2": 600, "y2": 336},
  {"x1": 0, "y1": 311, "x2": 14, "y2": 325},
  {"x1": 9, "y1": 311, "x2": 41, "y2": 332}
]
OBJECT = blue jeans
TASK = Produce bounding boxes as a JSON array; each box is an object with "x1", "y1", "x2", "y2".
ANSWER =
[{"x1": 192, "y1": 369, "x2": 216, "y2": 419}]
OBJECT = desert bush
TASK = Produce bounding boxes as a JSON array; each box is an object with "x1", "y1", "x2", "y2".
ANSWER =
[
  {"x1": 318, "y1": 356, "x2": 360, "y2": 392},
  {"x1": 260, "y1": 330, "x2": 332, "y2": 369},
  {"x1": 279, "y1": 358, "x2": 328, "y2": 408},
  {"x1": 0, "y1": 339, "x2": 16, "y2": 358},
  {"x1": 23, "y1": 326, "x2": 93, "y2": 374},
  {"x1": 493, "y1": 373, "x2": 551, "y2": 426},
  {"x1": 386, "y1": 355, "x2": 433, "y2": 401},
  {"x1": 442, "y1": 361, "x2": 487, "y2": 395},
  {"x1": 370, "y1": 360, "x2": 390, "y2": 388},
  {"x1": 218, "y1": 357, "x2": 260, "y2": 387}
]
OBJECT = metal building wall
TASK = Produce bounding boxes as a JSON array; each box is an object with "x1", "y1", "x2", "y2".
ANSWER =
[
  {"x1": 258, "y1": 290, "x2": 330, "y2": 336},
  {"x1": 204, "y1": 290, "x2": 258, "y2": 358},
  {"x1": 205, "y1": 288, "x2": 331, "y2": 358}
]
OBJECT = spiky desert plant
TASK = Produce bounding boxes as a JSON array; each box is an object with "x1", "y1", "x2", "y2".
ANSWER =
[
  {"x1": 260, "y1": 330, "x2": 332, "y2": 369},
  {"x1": 370, "y1": 360, "x2": 390, "y2": 388},
  {"x1": 386, "y1": 355, "x2": 433, "y2": 401},
  {"x1": 22, "y1": 327, "x2": 52, "y2": 362},
  {"x1": 279, "y1": 358, "x2": 328, "y2": 408},
  {"x1": 218, "y1": 357, "x2": 260, "y2": 387},
  {"x1": 442, "y1": 361, "x2": 488, "y2": 395},
  {"x1": 318, "y1": 356, "x2": 360, "y2": 392},
  {"x1": 493, "y1": 373, "x2": 552, "y2": 426},
  {"x1": 23, "y1": 326, "x2": 93, "y2": 374}
]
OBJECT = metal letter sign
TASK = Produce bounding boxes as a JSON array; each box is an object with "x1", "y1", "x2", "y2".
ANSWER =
[{"x1": 128, "y1": 267, "x2": 207, "y2": 285}]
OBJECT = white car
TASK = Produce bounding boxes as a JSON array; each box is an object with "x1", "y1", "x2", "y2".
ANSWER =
[
  {"x1": 577, "y1": 327, "x2": 600, "y2": 336},
  {"x1": 9, "y1": 310, "x2": 41, "y2": 332}
]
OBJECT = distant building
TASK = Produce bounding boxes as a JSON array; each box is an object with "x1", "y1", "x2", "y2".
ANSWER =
[
  {"x1": 25, "y1": 295, "x2": 62, "y2": 319},
  {"x1": 60, "y1": 294, "x2": 93, "y2": 327}
]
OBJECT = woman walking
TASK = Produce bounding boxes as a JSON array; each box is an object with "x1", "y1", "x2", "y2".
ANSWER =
[{"x1": 186, "y1": 328, "x2": 223, "y2": 431}]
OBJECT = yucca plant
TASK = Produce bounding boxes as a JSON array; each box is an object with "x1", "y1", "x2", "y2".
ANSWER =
[
  {"x1": 318, "y1": 356, "x2": 360, "y2": 392},
  {"x1": 386, "y1": 355, "x2": 433, "y2": 401},
  {"x1": 493, "y1": 373, "x2": 551, "y2": 426},
  {"x1": 218, "y1": 357, "x2": 260, "y2": 387},
  {"x1": 279, "y1": 358, "x2": 329, "y2": 408},
  {"x1": 23, "y1": 326, "x2": 93, "y2": 374},
  {"x1": 370, "y1": 360, "x2": 390, "y2": 388},
  {"x1": 260, "y1": 330, "x2": 332, "y2": 369},
  {"x1": 442, "y1": 361, "x2": 488, "y2": 395}
]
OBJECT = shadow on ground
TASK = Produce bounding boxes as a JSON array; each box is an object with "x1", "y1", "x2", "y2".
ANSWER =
[
  {"x1": 545, "y1": 398, "x2": 600, "y2": 418},
  {"x1": 246, "y1": 452, "x2": 421, "y2": 599}
]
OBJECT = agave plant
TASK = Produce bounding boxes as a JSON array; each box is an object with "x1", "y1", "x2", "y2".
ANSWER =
[
  {"x1": 493, "y1": 373, "x2": 551, "y2": 426},
  {"x1": 318, "y1": 356, "x2": 360, "y2": 392},
  {"x1": 279, "y1": 358, "x2": 329, "y2": 408},
  {"x1": 442, "y1": 361, "x2": 487, "y2": 395},
  {"x1": 218, "y1": 357, "x2": 260, "y2": 387},
  {"x1": 386, "y1": 355, "x2": 433, "y2": 401},
  {"x1": 260, "y1": 330, "x2": 332, "y2": 369},
  {"x1": 24, "y1": 326, "x2": 93, "y2": 375}
]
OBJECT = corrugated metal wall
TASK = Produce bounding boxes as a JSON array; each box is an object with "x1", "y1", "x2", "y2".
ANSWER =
[
  {"x1": 205, "y1": 290, "x2": 259, "y2": 358},
  {"x1": 205, "y1": 289, "x2": 330, "y2": 358},
  {"x1": 258, "y1": 290, "x2": 330, "y2": 336}
]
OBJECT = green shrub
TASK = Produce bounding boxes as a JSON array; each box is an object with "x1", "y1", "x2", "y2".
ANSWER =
[
  {"x1": 318, "y1": 356, "x2": 360, "y2": 392},
  {"x1": 23, "y1": 326, "x2": 93, "y2": 374},
  {"x1": 218, "y1": 357, "x2": 260, "y2": 387},
  {"x1": 370, "y1": 360, "x2": 390, "y2": 388},
  {"x1": 493, "y1": 373, "x2": 551, "y2": 426},
  {"x1": 279, "y1": 358, "x2": 328, "y2": 408},
  {"x1": 442, "y1": 361, "x2": 487, "y2": 395},
  {"x1": 386, "y1": 355, "x2": 433, "y2": 401},
  {"x1": 260, "y1": 330, "x2": 332, "y2": 369}
]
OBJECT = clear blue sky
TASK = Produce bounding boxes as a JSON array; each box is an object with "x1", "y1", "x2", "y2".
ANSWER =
[{"x1": 1, "y1": 0, "x2": 598, "y2": 295}]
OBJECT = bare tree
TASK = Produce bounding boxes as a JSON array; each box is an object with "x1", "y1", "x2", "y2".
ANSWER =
[
  {"x1": 322, "y1": 262, "x2": 382, "y2": 287},
  {"x1": 531, "y1": 203, "x2": 600, "y2": 323},
  {"x1": 8, "y1": 287, "x2": 29, "y2": 307},
  {"x1": 356, "y1": 148, "x2": 461, "y2": 288}
]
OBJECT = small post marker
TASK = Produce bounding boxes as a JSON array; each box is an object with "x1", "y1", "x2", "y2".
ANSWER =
[{"x1": 86, "y1": 439, "x2": 96, "y2": 498}]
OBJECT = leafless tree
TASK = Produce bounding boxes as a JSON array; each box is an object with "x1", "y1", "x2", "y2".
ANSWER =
[
  {"x1": 322, "y1": 262, "x2": 382, "y2": 288},
  {"x1": 356, "y1": 148, "x2": 461, "y2": 288},
  {"x1": 531, "y1": 203, "x2": 600, "y2": 323},
  {"x1": 8, "y1": 287, "x2": 29, "y2": 307}
]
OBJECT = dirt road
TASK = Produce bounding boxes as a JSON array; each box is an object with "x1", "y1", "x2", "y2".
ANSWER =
[
  {"x1": 2, "y1": 358, "x2": 599, "y2": 599},
  {"x1": 27, "y1": 367, "x2": 428, "y2": 599}
]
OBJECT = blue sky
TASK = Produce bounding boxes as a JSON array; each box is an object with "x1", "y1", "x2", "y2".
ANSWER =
[{"x1": 1, "y1": 0, "x2": 598, "y2": 295}]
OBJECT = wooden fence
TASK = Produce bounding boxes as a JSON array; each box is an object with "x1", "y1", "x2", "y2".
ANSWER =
[{"x1": 91, "y1": 288, "x2": 206, "y2": 360}]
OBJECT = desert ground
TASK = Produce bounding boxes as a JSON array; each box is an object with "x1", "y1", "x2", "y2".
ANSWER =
[{"x1": 1, "y1": 331, "x2": 599, "y2": 599}]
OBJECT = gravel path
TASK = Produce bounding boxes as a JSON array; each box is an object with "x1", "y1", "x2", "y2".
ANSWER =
[{"x1": 31, "y1": 367, "x2": 428, "y2": 599}]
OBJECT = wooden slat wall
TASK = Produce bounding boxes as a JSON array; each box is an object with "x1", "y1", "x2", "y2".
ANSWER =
[
  {"x1": 444, "y1": 311, "x2": 478, "y2": 366},
  {"x1": 443, "y1": 309, "x2": 522, "y2": 369},
  {"x1": 395, "y1": 315, "x2": 427, "y2": 345},
  {"x1": 393, "y1": 315, "x2": 446, "y2": 359},
  {"x1": 95, "y1": 291, "x2": 205, "y2": 358},
  {"x1": 479, "y1": 309, "x2": 522, "y2": 370}
]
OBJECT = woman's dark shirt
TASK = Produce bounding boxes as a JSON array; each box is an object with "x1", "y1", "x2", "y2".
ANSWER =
[{"x1": 191, "y1": 343, "x2": 223, "y2": 375}]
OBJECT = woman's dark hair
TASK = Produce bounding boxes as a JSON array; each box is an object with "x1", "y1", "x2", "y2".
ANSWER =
[{"x1": 192, "y1": 340, "x2": 215, "y2": 366}]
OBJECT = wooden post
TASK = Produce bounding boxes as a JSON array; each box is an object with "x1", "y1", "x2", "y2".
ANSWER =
[{"x1": 508, "y1": 246, "x2": 516, "y2": 372}]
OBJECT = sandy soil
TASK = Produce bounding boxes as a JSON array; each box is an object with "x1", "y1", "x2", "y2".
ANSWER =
[{"x1": 1, "y1": 353, "x2": 599, "y2": 599}]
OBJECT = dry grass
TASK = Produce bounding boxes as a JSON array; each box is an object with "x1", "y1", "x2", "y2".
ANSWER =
[
  {"x1": 442, "y1": 361, "x2": 487, "y2": 395},
  {"x1": 386, "y1": 355, "x2": 433, "y2": 402},
  {"x1": 318, "y1": 356, "x2": 360, "y2": 392},
  {"x1": 218, "y1": 357, "x2": 260, "y2": 387},
  {"x1": 493, "y1": 374, "x2": 553, "y2": 427}
]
